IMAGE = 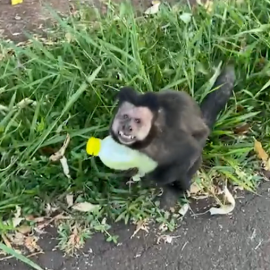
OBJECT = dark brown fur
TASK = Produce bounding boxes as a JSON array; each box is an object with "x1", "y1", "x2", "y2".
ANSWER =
[{"x1": 110, "y1": 65, "x2": 235, "y2": 209}]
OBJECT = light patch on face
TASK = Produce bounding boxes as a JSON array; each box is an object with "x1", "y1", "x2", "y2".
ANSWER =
[{"x1": 112, "y1": 101, "x2": 154, "y2": 144}]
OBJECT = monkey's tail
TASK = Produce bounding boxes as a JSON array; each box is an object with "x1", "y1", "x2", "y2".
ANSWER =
[{"x1": 200, "y1": 65, "x2": 235, "y2": 129}]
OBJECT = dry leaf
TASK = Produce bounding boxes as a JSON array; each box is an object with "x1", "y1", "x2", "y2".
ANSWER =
[
  {"x1": 12, "y1": 217, "x2": 24, "y2": 228},
  {"x1": 17, "y1": 225, "x2": 32, "y2": 235},
  {"x1": 179, "y1": 203, "x2": 189, "y2": 216},
  {"x1": 158, "y1": 223, "x2": 168, "y2": 232},
  {"x1": 254, "y1": 138, "x2": 270, "y2": 170},
  {"x1": 14, "y1": 205, "x2": 22, "y2": 218},
  {"x1": 7, "y1": 232, "x2": 25, "y2": 246},
  {"x1": 209, "y1": 187, "x2": 235, "y2": 215},
  {"x1": 24, "y1": 236, "x2": 42, "y2": 253},
  {"x1": 189, "y1": 182, "x2": 203, "y2": 194},
  {"x1": 49, "y1": 133, "x2": 70, "y2": 162},
  {"x1": 60, "y1": 156, "x2": 71, "y2": 178},
  {"x1": 254, "y1": 139, "x2": 268, "y2": 161},
  {"x1": 49, "y1": 134, "x2": 71, "y2": 178},
  {"x1": 45, "y1": 203, "x2": 58, "y2": 216},
  {"x1": 131, "y1": 219, "x2": 149, "y2": 239},
  {"x1": 157, "y1": 234, "x2": 181, "y2": 244},
  {"x1": 12, "y1": 205, "x2": 24, "y2": 228},
  {"x1": 234, "y1": 123, "x2": 250, "y2": 135},
  {"x1": 66, "y1": 194, "x2": 74, "y2": 207},
  {"x1": 72, "y1": 202, "x2": 100, "y2": 212},
  {"x1": 32, "y1": 217, "x2": 46, "y2": 223},
  {"x1": 66, "y1": 225, "x2": 84, "y2": 253},
  {"x1": 144, "y1": 1, "x2": 160, "y2": 15},
  {"x1": 233, "y1": 185, "x2": 244, "y2": 192},
  {"x1": 157, "y1": 234, "x2": 173, "y2": 244}
]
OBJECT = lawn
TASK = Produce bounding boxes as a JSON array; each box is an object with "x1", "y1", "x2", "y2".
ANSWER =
[{"x1": 0, "y1": 0, "x2": 269, "y2": 256}]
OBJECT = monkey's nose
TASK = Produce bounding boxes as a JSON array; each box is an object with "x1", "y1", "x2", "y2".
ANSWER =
[{"x1": 123, "y1": 124, "x2": 132, "y2": 132}]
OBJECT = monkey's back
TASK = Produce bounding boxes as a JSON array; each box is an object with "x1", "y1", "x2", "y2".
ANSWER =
[
  {"x1": 139, "y1": 90, "x2": 209, "y2": 161},
  {"x1": 156, "y1": 90, "x2": 207, "y2": 135}
]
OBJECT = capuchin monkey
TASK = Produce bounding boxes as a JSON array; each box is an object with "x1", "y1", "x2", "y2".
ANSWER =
[{"x1": 110, "y1": 65, "x2": 235, "y2": 209}]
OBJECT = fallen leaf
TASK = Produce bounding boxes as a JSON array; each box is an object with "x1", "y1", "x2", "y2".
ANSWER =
[
  {"x1": 254, "y1": 138, "x2": 270, "y2": 170},
  {"x1": 179, "y1": 13, "x2": 192, "y2": 24},
  {"x1": 157, "y1": 234, "x2": 173, "y2": 244},
  {"x1": 72, "y1": 202, "x2": 100, "y2": 212},
  {"x1": 12, "y1": 205, "x2": 24, "y2": 228},
  {"x1": 65, "y1": 224, "x2": 84, "y2": 254},
  {"x1": 25, "y1": 215, "x2": 35, "y2": 221},
  {"x1": 14, "y1": 205, "x2": 22, "y2": 218},
  {"x1": 234, "y1": 123, "x2": 250, "y2": 135},
  {"x1": 144, "y1": 1, "x2": 160, "y2": 15},
  {"x1": 254, "y1": 138, "x2": 268, "y2": 161},
  {"x1": 179, "y1": 203, "x2": 189, "y2": 216},
  {"x1": 233, "y1": 185, "x2": 244, "y2": 192},
  {"x1": 7, "y1": 232, "x2": 25, "y2": 246},
  {"x1": 60, "y1": 156, "x2": 71, "y2": 178},
  {"x1": 49, "y1": 134, "x2": 71, "y2": 178},
  {"x1": 158, "y1": 223, "x2": 168, "y2": 232},
  {"x1": 24, "y1": 236, "x2": 42, "y2": 253},
  {"x1": 66, "y1": 194, "x2": 74, "y2": 207},
  {"x1": 131, "y1": 219, "x2": 149, "y2": 239},
  {"x1": 157, "y1": 234, "x2": 181, "y2": 244},
  {"x1": 12, "y1": 217, "x2": 24, "y2": 228},
  {"x1": 189, "y1": 182, "x2": 203, "y2": 194},
  {"x1": 33, "y1": 217, "x2": 46, "y2": 223},
  {"x1": 17, "y1": 225, "x2": 32, "y2": 235},
  {"x1": 209, "y1": 187, "x2": 235, "y2": 215},
  {"x1": 49, "y1": 133, "x2": 70, "y2": 162}
]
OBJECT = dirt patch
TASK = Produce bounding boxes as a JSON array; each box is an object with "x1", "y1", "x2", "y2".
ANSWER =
[
  {"x1": 0, "y1": 0, "x2": 71, "y2": 42},
  {"x1": 1, "y1": 182, "x2": 270, "y2": 270},
  {"x1": 0, "y1": 0, "x2": 199, "y2": 42}
]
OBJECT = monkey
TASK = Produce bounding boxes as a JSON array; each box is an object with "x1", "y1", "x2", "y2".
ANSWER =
[{"x1": 109, "y1": 64, "x2": 235, "y2": 209}]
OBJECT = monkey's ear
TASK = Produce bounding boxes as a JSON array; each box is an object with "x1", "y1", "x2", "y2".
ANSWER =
[
  {"x1": 140, "y1": 92, "x2": 160, "y2": 112},
  {"x1": 116, "y1": 87, "x2": 138, "y2": 104}
]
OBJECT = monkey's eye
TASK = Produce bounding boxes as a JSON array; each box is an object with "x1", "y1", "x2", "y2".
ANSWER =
[
  {"x1": 123, "y1": 114, "x2": 128, "y2": 119},
  {"x1": 135, "y1": 118, "x2": 141, "y2": 124}
]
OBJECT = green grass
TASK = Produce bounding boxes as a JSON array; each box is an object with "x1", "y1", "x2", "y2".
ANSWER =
[{"x1": 0, "y1": 0, "x2": 270, "y2": 250}]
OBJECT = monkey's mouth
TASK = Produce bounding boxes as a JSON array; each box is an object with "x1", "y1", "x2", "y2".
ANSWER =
[{"x1": 118, "y1": 130, "x2": 136, "y2": 144}]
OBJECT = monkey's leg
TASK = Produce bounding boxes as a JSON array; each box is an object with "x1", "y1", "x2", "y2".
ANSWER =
[
  {"x1": 187, "y1": 156, "x2": 202, "y2": 178},
  {"x1": 158, "y1": 157, "x2": 202, "y2": 210},
  {"x1": 175, "y1": 156, "x2": 202, "y2": 192},
  {"x1": 158, "y1": 185, "x2": 181, "y2": 210}
]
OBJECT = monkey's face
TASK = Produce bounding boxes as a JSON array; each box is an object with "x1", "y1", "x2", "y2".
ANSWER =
[{"x1": 111, "y1": 102, "x2": 153, "y2": 145}]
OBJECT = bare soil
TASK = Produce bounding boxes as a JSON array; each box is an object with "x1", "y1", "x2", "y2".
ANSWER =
[{"x1": 1, "y1": 182, "x2": 270, "y2": 270}]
